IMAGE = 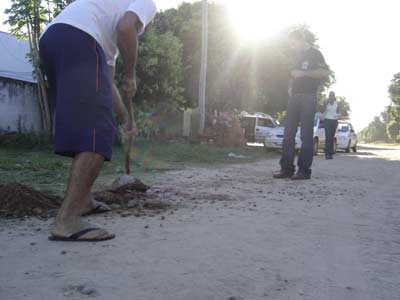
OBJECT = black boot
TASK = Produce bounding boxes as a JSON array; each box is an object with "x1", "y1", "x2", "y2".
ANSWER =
[
  {"x1": 291, "y1": 172, "x2": 311, "y2": 180},
  {"x1": 273, "y1": 170, "x2": 294, "y2": 179}
]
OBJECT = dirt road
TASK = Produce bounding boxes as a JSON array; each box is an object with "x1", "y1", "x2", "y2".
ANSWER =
[{"x1": 1, "y1": 144, "x2": 400, "y2": 300}]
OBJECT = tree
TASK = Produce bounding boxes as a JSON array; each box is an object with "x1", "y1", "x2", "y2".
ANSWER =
[
  {"x1": 198, "y1": 0, "x2": 208, "y2": 134},
  {"x1": 116, "y1": 30, "x2": 185, "y2": 113},
  {"x1": 4, "y1": 0, "x2": 338, "y2": 137},
  {"x1": 359, "y1": 116, "x2": 388, "y2": 143},
  {"x1": 52, "y1": 0, "x2": 74, "y2": 16},
  {"x1": 337, "y1": 96, "x2": 351, "y2": 117},
  {"x1": 388, "y1": 72, "x2": 400, "y2": 123},
  {"x1": 4, "y1": 0, "x2": 52, "y2": 134},
  {"x1": 386, "y1": 120, "x2": 400, "y2": 142}
]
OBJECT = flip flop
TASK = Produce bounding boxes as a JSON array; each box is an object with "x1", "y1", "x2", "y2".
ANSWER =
[
  {"x1": 82, "y1": 203, "x2": 112, "y2": 216},
  {"x1": 48, "y1": 228, "x2": 115, "y2": 242}
]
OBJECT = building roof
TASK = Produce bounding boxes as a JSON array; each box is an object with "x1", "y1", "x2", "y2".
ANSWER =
[{"x1": 0, "y1": 31, "x2": 36, "y2": 83}]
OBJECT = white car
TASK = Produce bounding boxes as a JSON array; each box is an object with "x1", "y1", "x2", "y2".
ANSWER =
[
  {"x1": 337, "y1": 121, "x2": 358, "y2": 152},
  {"x1": 309, "y1": 116, "x2": 338, "y2": 155},
  {"x1": 264, "y1": 125, "x2": 301, "y2": 150},
  {"x1": 241, "y1": 112, "x2": 280, "y2": 143},
  {"x1": 266, "y1": 114, "x2": 337, "y2": 155}
]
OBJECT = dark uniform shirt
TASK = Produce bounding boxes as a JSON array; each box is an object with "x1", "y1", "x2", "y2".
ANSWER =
[{"x1": 291, "y1": 47, "x2": 328, "y2": 95}]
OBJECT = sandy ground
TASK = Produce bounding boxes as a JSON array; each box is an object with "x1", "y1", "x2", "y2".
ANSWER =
[{"x1": 1, "y1": 144, "x2": 400, "y2": 300}]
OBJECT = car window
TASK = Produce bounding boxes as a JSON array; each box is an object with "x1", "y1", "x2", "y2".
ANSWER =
[
  {"x1": 241, "y1": 117, "x2": 256, "y2": 128},
  {"x1": 257, "y1": 118, "x2": 276, "y2": 128},
  {"x1": 338, "y1": 125, "x2": 349, "y2": 132}
]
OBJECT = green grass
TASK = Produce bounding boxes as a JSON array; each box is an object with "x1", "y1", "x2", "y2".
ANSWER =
[{"x1": 0, "y1": 142, "x2": 272, "y2": 195}]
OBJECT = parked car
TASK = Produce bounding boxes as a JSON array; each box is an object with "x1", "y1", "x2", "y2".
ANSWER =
[
  {"x1": 293, "y1": 114, "x2": 337, "y2": 155},
  {"x1": 337, "y1": 121, "x2": 358, "y2": 152},
  {"x1": 240, "y1": 112, "x2": 280, "y2": 143},
  {"x1": 263, "y1": 122, "x2": 301, "y2": 150},
  {"x1": 263, "y1": 114, "x2": 339, "y2": 155}
]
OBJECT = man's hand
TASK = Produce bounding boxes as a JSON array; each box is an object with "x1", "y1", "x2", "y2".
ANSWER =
[
  {"x1": 291, "y1": 70, "x2": 306, "y2": 78},
  {"x1": 120, "y1": 75, "x2": 137, "y2": 100},
  {"x1": 120, "y1": 111, "x2": 137, "y2": 138}
]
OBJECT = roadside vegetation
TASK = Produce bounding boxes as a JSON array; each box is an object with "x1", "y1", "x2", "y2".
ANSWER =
[
  {"x1": 0, "y1": 142, "x2": 272, "y2": 195},
  {"x1": 359, "y1": 72, "x2": 400, "y2": 143}
]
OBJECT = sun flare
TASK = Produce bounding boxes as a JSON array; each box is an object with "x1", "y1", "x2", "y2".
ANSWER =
[{"x1": 224, "y1": 0, "x2": 289, "y2": 43}]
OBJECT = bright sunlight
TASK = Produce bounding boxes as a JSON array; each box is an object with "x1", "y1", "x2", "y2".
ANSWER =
[{"x1": 224, "y1": 0, "x2": 290, "y2": 42}]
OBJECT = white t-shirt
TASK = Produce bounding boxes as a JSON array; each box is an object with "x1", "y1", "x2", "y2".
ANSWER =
[
  {"x1": 42, "y1": 0, "x2": 157, "y2": 66},
  {"x1": 325, "y1": 101, "x2": 339, "y2": 120}
]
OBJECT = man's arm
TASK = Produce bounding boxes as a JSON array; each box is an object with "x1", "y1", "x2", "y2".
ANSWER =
[
  {"x1": 292, "y1": 68, "x2": 330, "y2": 80},
  {"x1": 303, "y1": 69, "x2": 330, "y2": 79},
  {"x1": 109, "y1": 65, "x2": 137, "y2": 136},
  {"x1": 108, "y1": 66, "x2": 127, "y2": 122},
  {"x1": 117, "y1": 11, "x2": 141, "y2": 93},
  {"x1": 292, "y1": 49, "x2": 330, "y2": 80},
  {"x1": 116, "y1": 11, "x2": 142, "y2": 135}
]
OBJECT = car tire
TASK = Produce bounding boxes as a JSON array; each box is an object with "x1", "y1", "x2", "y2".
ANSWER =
[
  {"x1": 345, "y1": 140, "x2": 351, "y2": 153},
  {"x1": 352, "y1": 143, "x2": 357, "y2": 153},
  {"x1": 313, "y1": 138, "x2": 319, "y2": 156}
]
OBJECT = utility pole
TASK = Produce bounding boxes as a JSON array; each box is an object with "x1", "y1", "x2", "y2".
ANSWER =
[{"x1": 198, "y1": 0, "x2": 208, "y2": 135}]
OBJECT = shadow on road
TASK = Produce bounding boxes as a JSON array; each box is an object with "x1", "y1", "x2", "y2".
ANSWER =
[{"x1": 358, "y1": 145, "x2": 399, "y2": 151}]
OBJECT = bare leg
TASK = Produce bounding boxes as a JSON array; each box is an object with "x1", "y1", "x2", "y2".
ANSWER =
[{"x1": 51, "y1": 152, "x2": 113, "y2": 240}]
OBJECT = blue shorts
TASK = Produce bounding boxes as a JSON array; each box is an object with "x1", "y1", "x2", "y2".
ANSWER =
[{"x1": 39, "y1": 24, "x2": 116, "y2": 161}]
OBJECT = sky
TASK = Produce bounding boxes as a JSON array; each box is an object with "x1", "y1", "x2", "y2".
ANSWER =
[{"x1": 1, "y1": 0, "x2": 399, "y2": 131}]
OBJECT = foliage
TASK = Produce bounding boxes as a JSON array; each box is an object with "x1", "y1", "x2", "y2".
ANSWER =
[
  {"x1": 133, "y1": 110, "x2": 155, "y2": 139},
  {"x1": 0, "y1": 133, "x2": 52, "y2": 149},
  {"x1": 154, "y1": 3, "x2": 334, "y2": 115},
  {"x1": 135, "y1": 30, "x2": 185, "y2": 111},
  {"x1": 114, "y1": 29, "x2": 185, "y2": 132},
  {"x1": 4, "y1": 0, "x2": 337, "y2": 136},
  {"x1": 274, "y1": 111, "x2": 287, "y2": 123},
  {"x1": 388, "y1": 72, "x2": 400, "y2": 123},
  {"x1": 359, "y1": 116, "x2": 388, "y2": 143},
  {"x1": 386, "y1": 120, "x2": 400, "y2": 142},
  {"x1": 4, "y1": 0, "x2": 49, "y2": 39},
  {"x1": 337, "y1": 97, "x2": 351, "y2": 117},
  {"x1": 52, "y1": 0, "x2": 74, "y2": 16}
]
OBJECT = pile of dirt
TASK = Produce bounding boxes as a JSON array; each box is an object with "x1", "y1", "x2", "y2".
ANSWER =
[
  {"x1": 0, "y1": 183, "x2": 62, "y2": 218},
  {"x1": 93, "y1": 185, "x2": 173, "y2": 217},
  {"x1": 0, "y1": 183, "x2": 173, "y2": 219}
]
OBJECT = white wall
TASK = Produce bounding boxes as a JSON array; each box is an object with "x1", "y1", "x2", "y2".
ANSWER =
[{"x1": 0, "y1": 79, "x2": 42, "y2": 133}]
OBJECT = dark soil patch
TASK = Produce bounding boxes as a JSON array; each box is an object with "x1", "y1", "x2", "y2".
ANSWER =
[
  {"x1": 93, "y1": 186, "x2": 174, "y2": 217},
  {"x1": 0, "y1": 183, "x2": 61, "y2": 218},
  {"x1": 0, "y1": 183, "x2": 174, "y2": 219}
]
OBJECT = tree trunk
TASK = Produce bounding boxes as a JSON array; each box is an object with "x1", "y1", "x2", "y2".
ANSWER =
[
  {"x1": 27, "y1": 24, "x2": 52, "y2": 135},
  {"x1": 198, "y1": 0, "x2": 208, "y2": 135}
]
